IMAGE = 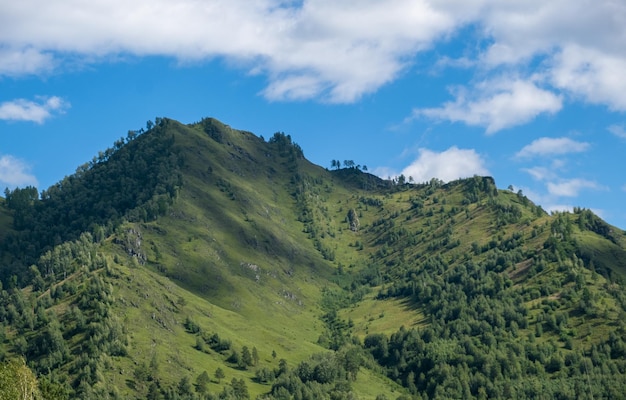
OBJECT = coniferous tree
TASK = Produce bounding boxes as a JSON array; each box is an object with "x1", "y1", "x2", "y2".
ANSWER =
[
  {"x1": 195, "y1": 371, "x2": 210, "y2": 394},
  {"x1": 252, "y1": 346, "x2": 259, "y2": 366},
  {"x1": 214, "y1": 367, "x2": 225, "y2": 383},
  {"x1": 241, "y1": 346, "x2": 253, "y2": 369}
]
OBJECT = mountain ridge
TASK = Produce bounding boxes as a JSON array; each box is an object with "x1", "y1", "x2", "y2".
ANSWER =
[{"x1": 1, "y1": 116, "x2": 625, "y2": 399}]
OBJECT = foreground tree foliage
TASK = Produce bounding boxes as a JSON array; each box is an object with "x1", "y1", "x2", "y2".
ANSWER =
[
  {"x1": 0, "y1": 358, "x2": 41, "y2": 400},
  {"x1": 0, "y1": 232, "x2": 127, "y2": 398}
]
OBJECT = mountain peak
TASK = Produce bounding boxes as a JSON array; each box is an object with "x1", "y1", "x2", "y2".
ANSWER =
[{"x1": 1, "y1": 116, "x2": 625, "y2": 399}]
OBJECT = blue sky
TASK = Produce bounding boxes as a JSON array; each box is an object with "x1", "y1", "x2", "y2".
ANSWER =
[{"x1": 1, "y1": 0, "x2": 626, "y2": 229}]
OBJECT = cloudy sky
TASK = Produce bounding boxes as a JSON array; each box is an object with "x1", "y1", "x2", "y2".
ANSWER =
[{"x1": 1, "y1": 0, "x2": 626, "y2": 228}]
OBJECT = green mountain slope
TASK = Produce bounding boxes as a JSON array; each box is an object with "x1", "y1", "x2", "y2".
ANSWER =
[{"x1": 1, "y1": 117, "x2": 625, "y2": 399}]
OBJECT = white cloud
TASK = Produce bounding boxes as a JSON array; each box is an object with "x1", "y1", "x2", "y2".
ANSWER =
[
  {"x1": 433, "y1": 56, "x2": 476, "y2": 71},
  {"x1": 424, "y1": 0, "x2": 626, "y2": 120},
  {"x1": 521, "y1": 161, "x2": 608, "y2": 217},
  {"x1": 546, "y1": 178, "x2": 605, "y2": 197},
  {"x1": 479, "y1": 1, "x2": 626, "y2": 110},
  {"x1": 0, "y1": 155, "x2": 38, "y2": 188},
  {"x1": 371, "y1": 166, "x2": 398, "y2": 181},
  {"x1": 0, "y1": 0, "x2": 458, "y2": 103},
  {"x1": 549, "y1": 45, "x2": 626, "y2": 111},
  {"x1": 2, "y1": 0, "x2": 625, "y2": 110},
  {"x1": 0, "y1": 96, "x2": 69, "y2": 123},
  {"x1": 397, "y1": 146, "x2": 489, "y2": 183},
  {"x1": 523, "y1": 190, "x2": 604, "y2": 217},
  {"x1": 608, "y1": 124, "x2": 626, "y2": 139},
  {"x1": 523, "y1": 166, "x2": 555, "y2": 182},
  {"x1": 413, "y1": 78, "x2": 562, "y2": 134},
  {"x1": 478, "y1": 1, "x2": 625, "y2": 64},
  {"x1": 515, "y1": 137, "x2": 590, "y2": 159},
  {"x1": 0, "y1": 47, "x2": 55, "y2": 76},
  {"x1": 519, "y1": 185, "x2": 577, "y2": 215}
]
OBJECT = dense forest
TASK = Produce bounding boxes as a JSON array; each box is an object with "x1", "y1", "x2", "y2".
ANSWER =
[
  {"x1": 1, "y1": 117, "x2": 625, "y2": 399},
  {"x1": 2, "y1": 121, "x2": 181, "y2": 277}
]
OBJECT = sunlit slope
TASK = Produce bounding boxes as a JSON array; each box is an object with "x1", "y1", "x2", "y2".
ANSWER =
[{"x1": 1, "y1": 116, "x2": 625, "y2": 399}]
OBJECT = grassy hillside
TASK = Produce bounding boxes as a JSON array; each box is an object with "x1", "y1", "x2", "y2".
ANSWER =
[{"x1": 1, "y1": 117, "x2": 625, "y2": 399}]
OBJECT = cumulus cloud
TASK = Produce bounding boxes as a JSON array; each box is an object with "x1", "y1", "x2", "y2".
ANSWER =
[
  {"x1": 549, "y1": 45, "x2": 626, "y2": 111},
  {"x1": 421, "y1": 0, "x2": 626, "y2": 125},
  {"x1": 478, "y1": 1, "x2": 625, "y2": 64},
  {"x1": 1, "y1": 0, "x2": 625, "y2": 110},
  {"x1": 546, "y1": 178, "x2": 605, "y2": 197},
  {"x1": 0, "y1": 155, "x2": 38, "y2": 187},
  {"x1": 475, "y1": 1, "x2": 626, "y2": 111},
  {"x1": 413, "y1": 78, "x2": 562, "y2": 134},
  {"x1": 0, "y1": 0, "x2": 458, "y2": 103},
  {"x1": 0, "y1": 96, "x2": 69, "y2": 123},
  {"x1": 515, "y1": 137, "x2": 590, "y2": 159},
  {"x1": 396, "y1": 146, "x2": 489, "y2": 183}
]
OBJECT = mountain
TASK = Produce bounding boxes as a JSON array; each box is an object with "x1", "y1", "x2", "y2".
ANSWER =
[{"x1": 1, "y1": 117, "x2": 625, "y2": 399}]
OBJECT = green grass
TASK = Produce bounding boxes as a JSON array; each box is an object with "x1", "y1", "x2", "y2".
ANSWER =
[
  {"x1": 574, "y1": 230, "x2": 626, "y2": 282},
  {"x1": 340, "y1": 290, "x2": 427, "y2": 339},
  {"x1": 352, "y1": 368, "x2": 406, "y2": 400},
  {"x1": 85, "y1": 121, "x2": 359, "y2": 396},
  {"x1": 103, "y1": 256, "x2": 328, "y2": 398},
  {"x1": 3, "y1": 117, "x2": 626, "y2": 398}
]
